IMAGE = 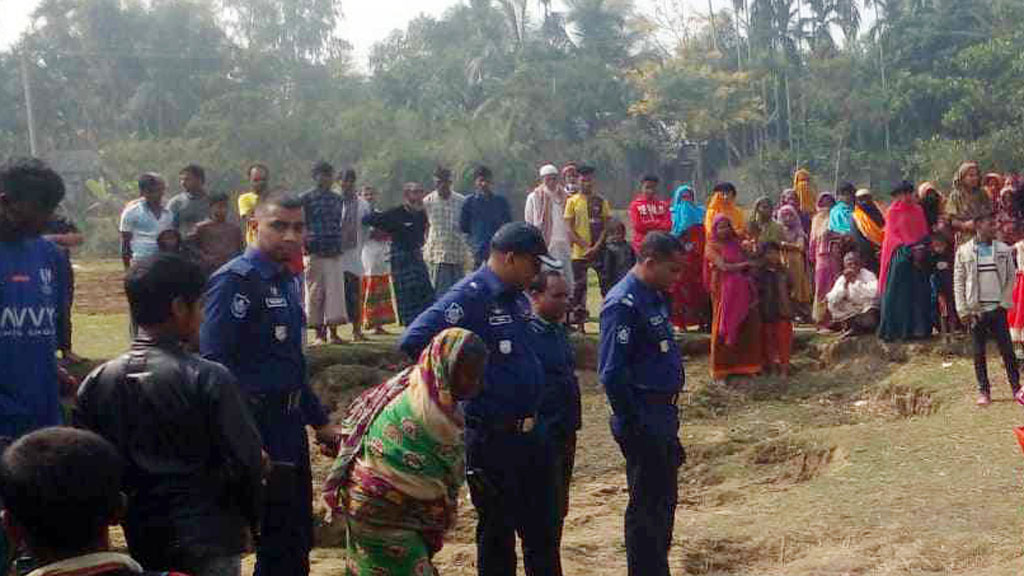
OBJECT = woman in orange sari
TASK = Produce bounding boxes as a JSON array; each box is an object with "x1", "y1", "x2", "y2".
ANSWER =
[
  {"x1": 707, "y1": 215, "x2": 762, "y2": 382},
  {"x1": 704, "y1": 182, "x2": 746, "y2": 241}
]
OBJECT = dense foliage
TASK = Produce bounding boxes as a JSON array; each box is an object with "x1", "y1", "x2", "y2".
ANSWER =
[{"x1": 4, "y1": 0, "x2": 1023, "y2": 224}]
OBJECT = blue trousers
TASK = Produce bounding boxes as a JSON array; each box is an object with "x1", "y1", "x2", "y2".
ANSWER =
[
  {"x1": 611, "y1": 407, "x2": 684, "y2": 576},
  {"x1": 465, "y1": 425, "x2": 560, "y2": 576},
  {"x1": 252, "y1": 404, "x2": 312, "y2": 576}
]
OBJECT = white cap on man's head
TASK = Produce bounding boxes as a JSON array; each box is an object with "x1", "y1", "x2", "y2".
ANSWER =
[
  {"x1": 539, "y1": 164, "x2": 559, "y2": 177},
  {"x1": 855, "y1": 188, "x2": 872, "y2": 198}
]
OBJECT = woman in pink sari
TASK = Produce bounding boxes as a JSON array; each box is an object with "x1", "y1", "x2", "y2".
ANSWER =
[
  {"x1": 707, "y1": 215, "x2": 762, "y2": 381},
  {"x1": 809, "y1": 193, "x2": 842, "y2": 328}
]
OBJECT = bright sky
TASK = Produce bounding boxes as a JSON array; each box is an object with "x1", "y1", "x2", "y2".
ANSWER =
[{"x1": 0, "y1": 0, "x2": 726, "y2": 65}]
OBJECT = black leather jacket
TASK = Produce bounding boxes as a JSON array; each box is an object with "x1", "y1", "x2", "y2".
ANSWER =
[{"x1": 75, "y1": 331, "x2": 263, "y2": 558}]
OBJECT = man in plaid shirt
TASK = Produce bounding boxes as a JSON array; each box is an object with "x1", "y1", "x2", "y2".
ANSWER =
[
  {"x1": 301, "y1": 160, "x2": 348, "y2": 344},
  {"x1": 423, "y1": 166, "x2": 468, "y2": 296}
]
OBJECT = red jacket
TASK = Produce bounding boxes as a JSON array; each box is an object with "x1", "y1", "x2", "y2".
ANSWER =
[{"x1": 629, "y1": 194, "x2": 672, "y2": 252}]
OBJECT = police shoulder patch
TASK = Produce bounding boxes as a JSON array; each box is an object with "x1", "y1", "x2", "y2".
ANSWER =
[
  {"x1": 444, "y1": 302, "x2": 465, "y2": 325},
  {"x1": 616, "y1": 325, "x2": 631, "y2": 344},
  {"x1": 231, "y1": 293, "x2": 250, "y2": 319}
]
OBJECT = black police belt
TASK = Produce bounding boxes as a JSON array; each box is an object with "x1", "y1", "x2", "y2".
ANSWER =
[
  {"x1": 467, "y1": 414, "x2": 537, "y2": 434},
  {"x1": 251, "y1": 389, "x2": 303, "y2": 415},
  {"x1": 642, "y1": 391, "x2": 680, "y2": 406}
]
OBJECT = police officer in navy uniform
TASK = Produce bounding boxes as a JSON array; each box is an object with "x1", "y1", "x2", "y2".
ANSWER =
[
  {"x1": 599, "y1": 231, "x2": 686, "y2": 576},
  {"x1": 200, "y1": 191, "x2": 342, "y2": 576},
  {"x1": 526, "y1": 269, "x2": 580, "y2": 576},
  {"x1": 400, "y1": 221, "x2": 561, "y2": 576}
]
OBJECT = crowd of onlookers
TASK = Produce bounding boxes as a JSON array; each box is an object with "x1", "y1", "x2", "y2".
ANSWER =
[{"x1": 7, "y1": 154, "x2": 1024, "y2": 576}]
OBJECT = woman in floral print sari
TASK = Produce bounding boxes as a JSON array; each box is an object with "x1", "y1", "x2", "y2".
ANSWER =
[{"x1": 323, "y1": 328, "x2": 488, "y2": 575}]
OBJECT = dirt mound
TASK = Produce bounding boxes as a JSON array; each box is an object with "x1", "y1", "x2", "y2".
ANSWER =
[
  {"x1": 681, "y1": 537, "x2": 762, "y2": 575},
  {"x1": 852, "y1": 383, "x2": 937, "y2": 418},
  {"x1": 812, "y1": 333, "x2": 972, "y2": 366},
  {"x1": 749, "y1": 438, "x2": 837, "y2": 484},
  {"x1": 311, "y1": 364, "x2": 396, "y2": 419},
  {"x1": 73, "y1": 263, "x2": 127, "y2": 315}
]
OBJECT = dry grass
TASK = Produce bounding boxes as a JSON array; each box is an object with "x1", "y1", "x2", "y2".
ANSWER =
[{"x1": 71, "y1": 262, "x2": 1024, "y2": 575}]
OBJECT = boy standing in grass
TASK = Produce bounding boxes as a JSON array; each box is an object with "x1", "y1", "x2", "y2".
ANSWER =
[{"x1": 953, "y1": 212, "x2": 1021, "y2": 406}]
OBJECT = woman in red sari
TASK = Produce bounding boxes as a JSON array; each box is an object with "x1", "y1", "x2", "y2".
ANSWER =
[
  {"x1": 669, "y1": 185, "x2": 710, "y2": 330},
  {"x1": 707, "y1": 215, "x2": 763, "y2": 382}
]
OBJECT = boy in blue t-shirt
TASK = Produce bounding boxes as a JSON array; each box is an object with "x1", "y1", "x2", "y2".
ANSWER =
[{"x1": 0, "y1": 157, "x2": 69, "y2": 440}]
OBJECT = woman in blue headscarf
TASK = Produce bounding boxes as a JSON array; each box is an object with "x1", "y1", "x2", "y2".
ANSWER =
[
  {"x1": 669, "y1": 185, "x2": 711, "y2": 331},
  {"x1": 671, "y1": 184, "x2": 705, "y2": 237},
  {"x1": 829, "y1": 183, "x2": 856, "y2": 236}
]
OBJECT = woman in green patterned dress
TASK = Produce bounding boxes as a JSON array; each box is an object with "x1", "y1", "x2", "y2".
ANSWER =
[{"x1": 323, "y1": 328, "x2": 488, "y2": 575}]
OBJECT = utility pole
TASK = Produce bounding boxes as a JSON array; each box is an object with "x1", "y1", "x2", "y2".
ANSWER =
[{"x1": 20, "y1": 50, "x2": 40, "y2": 156}]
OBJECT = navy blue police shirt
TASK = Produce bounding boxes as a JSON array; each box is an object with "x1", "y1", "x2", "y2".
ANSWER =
[
  {"x1": 529, "y1": 316, "x2": 582, "y2": 435},
  {"x1": 200, "y1": 248, "x2": 327, "y2": 427},
  {"x1": 399, "y1": 266, "x2": 544, "y2": 423},
  {"x1": 598, "y1": 271, "x2": 683, "y2": 429}
]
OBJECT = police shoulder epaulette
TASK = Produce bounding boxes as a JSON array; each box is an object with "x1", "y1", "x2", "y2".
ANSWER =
[
  {"x1": 225, "y1": 258, "x2": 255, "y2": 277},
  {"x1": 620, "y1": 293, "x2": 635, "y2": 307}
]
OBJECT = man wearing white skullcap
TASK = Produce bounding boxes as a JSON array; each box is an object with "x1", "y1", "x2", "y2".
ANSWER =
[{"x1": 526, "y1": 164, "x2": 574, "y2": 290}]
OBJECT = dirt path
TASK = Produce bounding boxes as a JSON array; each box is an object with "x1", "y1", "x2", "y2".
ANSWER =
[
  {"x1": 297, "y1": 342, "x2": 1024, "y2": 575},
  {"x1": 71, "y1": 262, "x2": 1024, "y2": 574}
]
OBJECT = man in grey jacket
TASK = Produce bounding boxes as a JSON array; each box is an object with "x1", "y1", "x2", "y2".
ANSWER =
[{"x1": 953, "y1": 212, "x2": 1021, "y2": 406}]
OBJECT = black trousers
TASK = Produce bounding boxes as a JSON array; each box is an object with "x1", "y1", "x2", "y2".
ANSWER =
[
  {"x1": 343, "y1": 271, "x2": 362, "y2": 329},
  {"x1": 570, "y1": 257, "x2": 607, "y2": 323},
  {"x1": 253, "y1": 407, "x2": 313, "y2": 576},
  {"x1": 465, "y1": 425, "x2": 559, "y2": 576},
  {"x1": 972, "y1": 308, "x2": 1020, "y2": 395},
  {"x1": 550, "y1": 431, "x2": 578, "y2": 576},
  {"x1": 613, "y1": 422, "x2": 683, "y2": 576}
]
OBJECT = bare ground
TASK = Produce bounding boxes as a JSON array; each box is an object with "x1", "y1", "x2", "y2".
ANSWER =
[{"x1": 74, "y1": 261, "x2": 1024, "y2": 575}]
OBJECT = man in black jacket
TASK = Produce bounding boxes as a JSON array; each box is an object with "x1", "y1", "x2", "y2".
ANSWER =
[{"x1": 75, "y1": 253, "x2": 264, "y2": 576}]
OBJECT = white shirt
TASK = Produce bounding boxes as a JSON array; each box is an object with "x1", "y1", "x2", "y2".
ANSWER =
[
  {"x1": 119, "y1": 199, "x2": 174, "y2": 262},
  {"x1": 826, "y1": 268, "x2": 879, "y2": 322},
  {"x1": 339, "y1": 197, "x2": 371, "y2": 276},
  {"x1": 524, "y1": 185, "x2": 570, "y2": 250}
]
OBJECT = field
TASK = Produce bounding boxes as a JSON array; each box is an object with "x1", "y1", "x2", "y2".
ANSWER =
[{"x1": 69, "y1": 260, "x2": 1024, "y2": 575}]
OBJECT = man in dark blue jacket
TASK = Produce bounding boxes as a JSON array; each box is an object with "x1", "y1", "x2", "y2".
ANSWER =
[
  {"x1": 400, "y1": 222, "x2": 561, "y2": 576},
  {"x1": 599, "y1": 231, "x2": 686, "y2": 576},
  {"x1": 459, "y1": 165, "x2": 512, "y2": 268},
  {"x1": 201, "y1": 191, "x2": 342, "y2": 576}
]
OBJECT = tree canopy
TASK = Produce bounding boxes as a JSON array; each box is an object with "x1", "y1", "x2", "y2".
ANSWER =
[{"x1": 3, "y1": 0, "x2": 1022, "y2": 214}]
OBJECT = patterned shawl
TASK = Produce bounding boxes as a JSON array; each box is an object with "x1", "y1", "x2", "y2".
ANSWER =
[{"x1": 323, "y1": 328, "x2": 480, "y2": 520}]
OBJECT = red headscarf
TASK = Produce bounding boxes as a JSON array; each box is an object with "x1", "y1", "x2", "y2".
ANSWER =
[{"x1": 878, "y1": 197, "x2": 930, "y2": 294}]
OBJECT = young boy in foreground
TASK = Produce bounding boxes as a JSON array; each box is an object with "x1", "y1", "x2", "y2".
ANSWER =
[{"x1": 0, "y1": 427, "x2": 190, "y2": 576}]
